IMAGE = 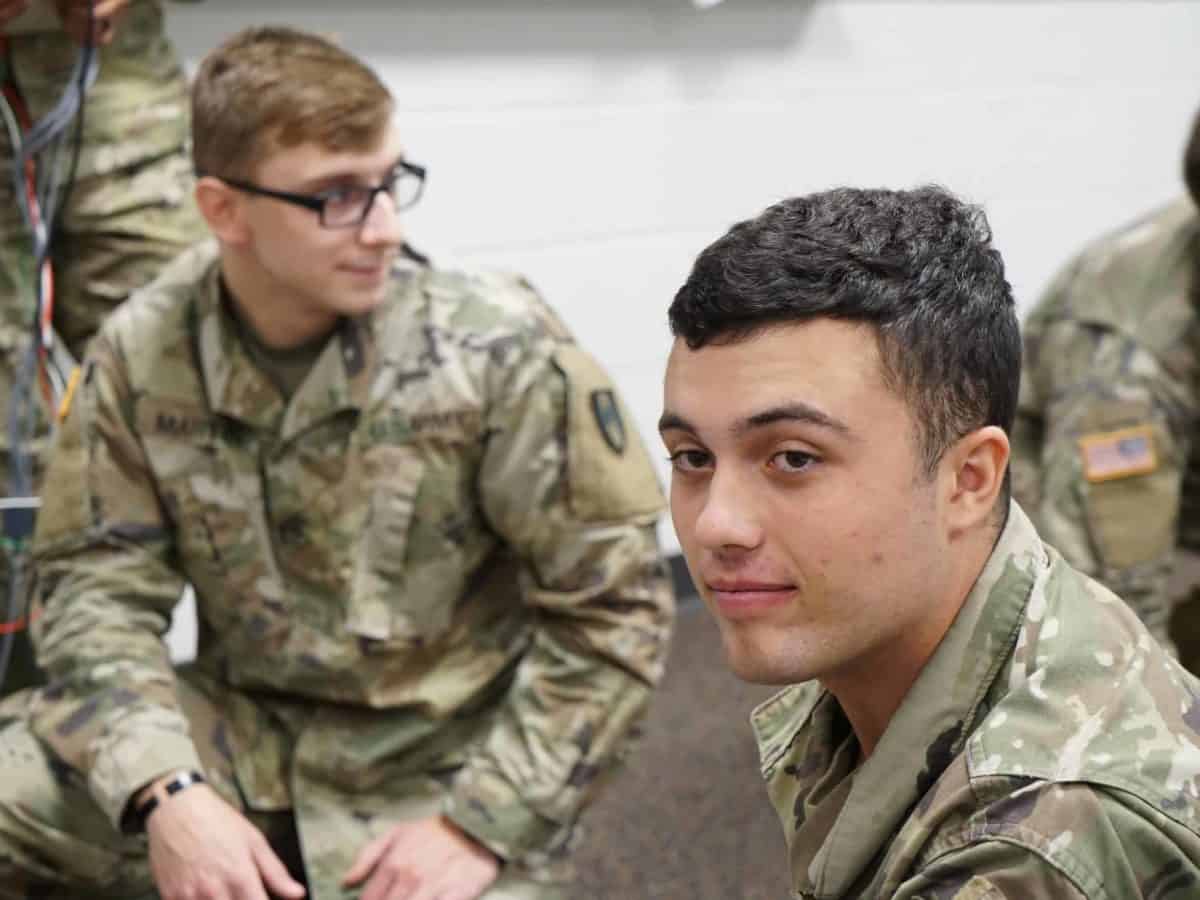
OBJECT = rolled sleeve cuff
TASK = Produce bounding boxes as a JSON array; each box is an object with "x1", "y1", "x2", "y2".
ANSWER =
[
  {"x1": 444, "y1": 766, "x2": 569, "y2": 865},
  {"x1": 90, "y1": 729, "x2": 205, "y2": 831}
]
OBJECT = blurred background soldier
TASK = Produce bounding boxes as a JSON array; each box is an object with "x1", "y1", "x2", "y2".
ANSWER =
[
  {"x1": 0, "y1": 0, "x2": 204, "y2": 694},
  {"x1": 1012, "y1": 107, "x2": 1200, "y2": 669}
]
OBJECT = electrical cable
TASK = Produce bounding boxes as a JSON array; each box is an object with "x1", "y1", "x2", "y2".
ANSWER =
[{"x1": 0, "y1": 2, "x2": 98, "y2": 691}]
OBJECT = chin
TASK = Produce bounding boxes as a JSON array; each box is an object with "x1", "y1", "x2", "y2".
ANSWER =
[
  {"x1": 719, "y1": 629, "x2": 811, "y2": 686},
  {"x1": 337, "y1": 289, "x2": 388, "y2": 317}
]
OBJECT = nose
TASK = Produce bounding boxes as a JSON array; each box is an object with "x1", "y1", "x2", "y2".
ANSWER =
[
  {"x1": 688, "y1": 468, "x2": 763, "y2": 553},
  {"x1": 359, "y1": 190, "x2": 404, "y2": 247}
]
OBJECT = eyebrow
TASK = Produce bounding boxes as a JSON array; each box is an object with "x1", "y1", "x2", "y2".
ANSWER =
[
  {"x1": 658, "y1": 401, "x2": 853, "y2": 439},
  {"x1": 295, "y1": 155, "x2": 405, "y2": 192}
]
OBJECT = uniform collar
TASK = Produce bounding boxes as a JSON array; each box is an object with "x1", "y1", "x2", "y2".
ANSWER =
[
  {"x1": 753, "y1": 501, "x2": 1043, "y2": 898},
  {"x1": 194, "y1": 263, "x2": 379, "y2": 440}
]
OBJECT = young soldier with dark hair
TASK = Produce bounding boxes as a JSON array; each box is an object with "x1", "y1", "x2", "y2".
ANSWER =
[
  {"x1": 660, "y1": 186, "x2": 1200, "y2": 898},
  {"x1": 0, "y1": 25, "x2": 673, "y2": 900}
]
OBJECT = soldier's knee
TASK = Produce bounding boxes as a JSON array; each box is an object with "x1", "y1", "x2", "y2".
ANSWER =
[{"x1": 0, "y1": 713, "x2": 149, "y2": 896}]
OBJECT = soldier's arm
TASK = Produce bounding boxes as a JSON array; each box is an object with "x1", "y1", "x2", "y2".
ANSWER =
[
  {"x1": 28, "y1": 334, "x2": 201, "y2": 831},
  {"x1": 894, "y1": 789, "x2": 1200, "y2": 900},
  {"x1": 1029, "y1": 316, "x2": 1192, "y2": 646},
  {"x1": 443, "y1": 324, "x2": 675, "y2": 865},
  {"x1": 894, "y1": 840, "x2": 1091, "y2": 899},
  {"x1": 1009, "y1": 280, "x2": 1061, "y2": 516}
]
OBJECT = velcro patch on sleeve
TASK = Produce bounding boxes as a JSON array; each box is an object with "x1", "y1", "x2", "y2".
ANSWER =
[
  {"x1": 1077, "y1": 425, "x2": 1158, "y2": 483},
  {"x1": 553, "y1": 344, "x2": 665, "y2": 522}
]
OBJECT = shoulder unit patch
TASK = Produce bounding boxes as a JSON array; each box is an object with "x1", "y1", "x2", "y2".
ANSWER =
[{"x1": 590, "y1": 389, "x2": 626, "y2": 455}]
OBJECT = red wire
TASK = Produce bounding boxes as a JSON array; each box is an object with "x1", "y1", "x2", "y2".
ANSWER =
[{"x1": 0, "y1": 606, "x2": 40, "y2": 635}]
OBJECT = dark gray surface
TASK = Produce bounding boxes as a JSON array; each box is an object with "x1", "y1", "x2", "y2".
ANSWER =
[{"x1": 575, "y1": 599, "x2": 789, "y2": 899}]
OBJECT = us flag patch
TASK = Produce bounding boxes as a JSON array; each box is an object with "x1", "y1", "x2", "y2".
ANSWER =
[{"x1": 1078, "y1": 425, "x2": 1158, "y2": 483}]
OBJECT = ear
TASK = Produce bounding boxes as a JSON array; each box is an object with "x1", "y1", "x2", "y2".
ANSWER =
[
  {"x1": 195, "y1": 176, "x2": 251, "y2": 246},
  {"x1": 941, "y1": 425, "x2": 1010, "y2": 539}
]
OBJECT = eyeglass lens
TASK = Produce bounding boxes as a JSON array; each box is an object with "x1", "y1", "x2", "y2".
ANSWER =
[{"x1": 321, "y1": 168, "x2": 424, "y2": 227}]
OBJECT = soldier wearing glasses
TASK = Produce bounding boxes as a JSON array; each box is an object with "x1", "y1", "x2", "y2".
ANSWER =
[{"x1": 0, "y1": 25, "x2": 674, "y2": 900}]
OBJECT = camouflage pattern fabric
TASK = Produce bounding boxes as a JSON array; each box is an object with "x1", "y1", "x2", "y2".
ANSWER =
[
  {"x1": 0, "y1": 241, "x2": 674, "y2": 898},
  {"x1": 752, "y1": 502, "x2": 1200, "y2": 899},
  {"x1": 0, "y1": 0, "x2": 204, "y2": 695},
  {"x1": 1011, "y1": 197, "x2": 1200, "y2": 656},
  {"x1": 0, "y1": 671, "x2": 570, "y2": 899}
]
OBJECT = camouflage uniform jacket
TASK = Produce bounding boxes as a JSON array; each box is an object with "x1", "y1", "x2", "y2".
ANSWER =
[
  {"x1": 28, "y1": 241, "x2": 674, "y2": 865},
  {"x1": 751, "y1": 502, "x2": 1200, "y2": 899},
  {"x1": 1011, "y1": 198, "x2": 1200, "y2": 647},
  {"x1": 3, "y1": 0, "x2": 191, "y2": 180}
]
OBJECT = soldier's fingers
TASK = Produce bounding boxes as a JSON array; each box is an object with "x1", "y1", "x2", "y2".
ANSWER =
[
  {"x1": 250, "y1": 836, "x2": 306, "y2": 899},
  {"x1": 227, "y1": 872, "x2": 270, "y2": 900},
  {"x1": 361, "y1": 867, "x2": 407, "y2": 900},
  {"x1": 403, "y1": 880, "x2": 448, "y2": 900},
  {"x1": 342, "y1": 831, "x2": 394, "y2": 886},
  {"x1": 91, "y1": 0, "x2": 128, "y2": 16},
  {"x1": 407, "y1": 877, "x2": 484, "y2": 900}
]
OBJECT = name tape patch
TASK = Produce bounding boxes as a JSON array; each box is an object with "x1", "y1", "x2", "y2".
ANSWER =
[{"x1": 1078, "y1": 425, "x2": 1158, "y2": 483}]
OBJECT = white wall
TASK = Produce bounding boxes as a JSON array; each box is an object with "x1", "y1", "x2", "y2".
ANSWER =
[{"x1": 165, "y1": 0, "x2": 1200, "y2": 556}]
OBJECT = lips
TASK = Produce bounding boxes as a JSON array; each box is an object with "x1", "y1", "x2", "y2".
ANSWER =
[
  {"x1": 342, "y1": 261, "x2": 389, "y2": 278},
  {"x1": 705, "y1": 579, "x2": 796, "y2": 620},
  {"x1": 341, "y1": 253, "x2": 396, "y2": 277}
]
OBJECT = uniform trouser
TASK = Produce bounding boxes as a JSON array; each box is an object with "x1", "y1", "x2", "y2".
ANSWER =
[
  {"x1": 0, "y1": 674, "x2": 570, "y2": 900},
  {"x1": 0, "y1": 147, "x2": 205, "y2": 699}
]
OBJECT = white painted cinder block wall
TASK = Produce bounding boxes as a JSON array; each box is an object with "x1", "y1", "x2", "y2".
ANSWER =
[{"x1": 161, "y1": 0, "x2": 1200, "y2": 660}]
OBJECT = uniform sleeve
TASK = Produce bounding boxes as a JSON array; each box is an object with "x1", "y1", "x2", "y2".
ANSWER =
[
  {"x1": 895, "y1": 841, "x2": 1089, "y2": 899},
  {"x1": 28, "y1": 335, "x2": 201, "y2": 830},
  {"x1": 442, "y1": 334, "x2": 675, "y2": 864},
  {"x1": 1017, "y1": 280, "x2": 1196, "y2": 649}
]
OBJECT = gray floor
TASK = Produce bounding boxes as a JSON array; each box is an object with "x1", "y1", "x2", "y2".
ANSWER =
[{"x1": 575, "y1": 599, "x2": 790, "y2": 899}]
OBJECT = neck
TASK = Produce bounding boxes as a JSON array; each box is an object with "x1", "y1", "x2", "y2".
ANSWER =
[
  {"x1": 825, "y1": 523, "x2": 999, "y2": 761},
  {"x1": 219, "y1": 250, "x2": 338, "y2": 350}
]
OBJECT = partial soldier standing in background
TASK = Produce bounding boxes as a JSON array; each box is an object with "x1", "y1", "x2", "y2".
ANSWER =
[
  {"x1": 1011, "y1": 107, "x2": 1200, "y2": 668},
  {"x1": 0, "y1": 25, "x2": 673, "y2": 900},
  {"x1": 0, "y1": 0, "x2": 204, "y2": 694}
]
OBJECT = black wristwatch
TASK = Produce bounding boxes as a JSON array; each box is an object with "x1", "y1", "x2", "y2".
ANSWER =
[{"x1": 126, "y1": 769, "x2": 207, "y2": 833}]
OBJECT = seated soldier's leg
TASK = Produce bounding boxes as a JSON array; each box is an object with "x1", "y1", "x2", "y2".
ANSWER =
[
  {"x1": 0, "y1": 691, "x2": 155, "y2": 899},
  {"x1": 297, "y1": 772, "x2": 572, "y2": 899},
  {"x1": 0, "y1": 673, "x2": 251, "y2": 898}
]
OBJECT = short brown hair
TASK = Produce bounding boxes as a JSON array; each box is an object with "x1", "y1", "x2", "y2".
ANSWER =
[{"x1": 192, "y1": 26, "x2": 393, "y2": 179}]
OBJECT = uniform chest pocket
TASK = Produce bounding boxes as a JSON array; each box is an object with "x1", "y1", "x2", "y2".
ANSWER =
[
  {"x1": 345, "y1": 447, "x2": 447, "y2": 645},
  {"x1": 149, "y1": 437, "x2": 281, "y2": 633}
]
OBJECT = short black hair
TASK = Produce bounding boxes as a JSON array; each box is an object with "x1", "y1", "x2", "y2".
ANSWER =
[
  {"x1": 1184, "y1": 108, "x2": 1200, "y2": 209},
  {"x1": 668, "y1": 185, "x2": 1020, "y2": 480}
]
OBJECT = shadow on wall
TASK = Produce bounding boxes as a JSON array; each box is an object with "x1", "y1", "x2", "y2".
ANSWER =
[{"x1": 168, "y1": 0, "x2": 816, "y2": 60}]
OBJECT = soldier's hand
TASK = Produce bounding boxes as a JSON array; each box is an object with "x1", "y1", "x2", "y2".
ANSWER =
[
  {"x1": 146, "y1": 782, "x2": 307, "y2": 900},
  {"x1": 341, "y1": 814, "x2": 500, "y2": 900},
  {"x1": 54, "y1": 0, "x2": 130, "y2": 46},
  {"x1": 0, "y1": 0, "x2": 30, "y2": 26}
]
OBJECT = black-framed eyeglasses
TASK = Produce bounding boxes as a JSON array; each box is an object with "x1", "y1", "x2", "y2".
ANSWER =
[{"x1": 200, "y1": 160, "x2": 427, "y2": 229}]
